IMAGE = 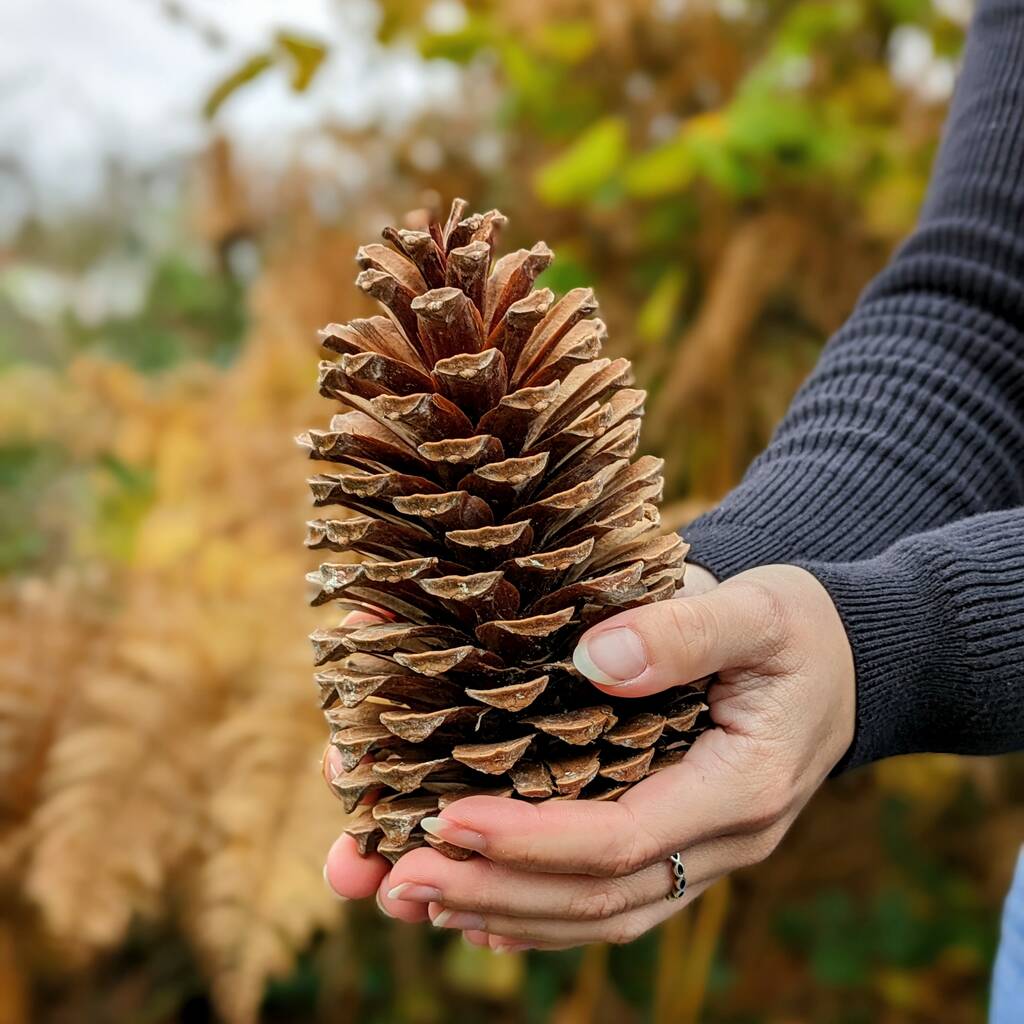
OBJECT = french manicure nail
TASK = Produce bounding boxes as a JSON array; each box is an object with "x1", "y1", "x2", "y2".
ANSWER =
[
  {"x1": 432, "y1": 909, "x2": 486, "y2": 931},
  {"x1": 572, "y1": 628, "x2": 647, "y2": 685},
  {"x1": 494, "y1": 943, "x2": 531, "y2": 955},
  {"x1": 375, "y1": 891, "x2": 393, "y2": 918},
  {"x1": 387, "y1": 882, "x2": 443, "y2": 902},
  {"x1": 419, "y1": 816, "x2": 487, "y2": 853}
]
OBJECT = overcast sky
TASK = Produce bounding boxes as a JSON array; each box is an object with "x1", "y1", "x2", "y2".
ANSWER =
[{"x1": 0, "y1": 0, "x2": 460, "y2": 235}]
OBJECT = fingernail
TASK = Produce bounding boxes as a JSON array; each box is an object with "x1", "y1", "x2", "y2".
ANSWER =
[
  {"x1": 323, "y1": 864, "x2": 346, "y2": 900},
  {"x1": 387, "y1": 882, "x2": 442, "y2": 902},
  {"x1": 494, "y1": 943, "x2": 531, "y2": 955},
  {"x1": 324, "y1": 745, "x2": 344, "y2": 780},
  {"x1": 375, "y1": 890, "x2": 393, "y2": 918},
  {"x1": 432, "y1": 909, "x2": 486, "y2": 931},
  {"x1": 419, "y1": 817, "x2": 487, "y2": 853},
  {"x1": 573, "y1": 628, "x2": 647, "y2": 684}
]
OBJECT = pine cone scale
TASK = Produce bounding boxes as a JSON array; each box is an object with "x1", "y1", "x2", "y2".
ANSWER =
[{"x1": 304, "y1": 199, "x2": 708, "y2": 862}]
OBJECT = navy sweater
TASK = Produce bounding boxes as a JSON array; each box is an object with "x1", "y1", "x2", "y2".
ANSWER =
[{"x1": 684, "y1": 0, "x2": 1024, "y2": 770}]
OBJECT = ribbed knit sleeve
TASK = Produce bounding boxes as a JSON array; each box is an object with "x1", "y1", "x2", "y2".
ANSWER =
[
  {"x1": 685, "y1": 0, "x2": 1024, "y2": 576},
  {"x1": 795, "y1": 510, "x2": 1024, "y2": 770}
]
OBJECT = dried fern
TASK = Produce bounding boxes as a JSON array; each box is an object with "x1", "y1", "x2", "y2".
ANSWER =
[
  {"x1": 0, "y1": 579, "x2": 101, "y2": 882},
  {"x1": 23, "y1": 581, "x2": 217, "y2": 949},
  {"x1": 183, "y1": 688, "x2": 342, "y2": 1024}
]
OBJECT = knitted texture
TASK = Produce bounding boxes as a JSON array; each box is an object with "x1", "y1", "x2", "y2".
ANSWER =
[
  {"x1": 685, "y1": 0, "x2": 1024, "y2": 769},
  {"x1": 798, "y1": 511, "x2": 1024, "y2": 769}
]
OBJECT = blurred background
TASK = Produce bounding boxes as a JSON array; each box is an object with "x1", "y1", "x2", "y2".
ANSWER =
[{"x1": 1, "y1": 0, "x2": 1021, "y2": 1021}]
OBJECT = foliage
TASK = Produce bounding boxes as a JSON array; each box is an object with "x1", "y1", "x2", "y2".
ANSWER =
[
  {"x1": 203, "y1": 31, "x2": 328, "y2": 119},
  {"x1": 2, "y1": 1, "x2": 1020, "y2": 1023},
  {"x1": 373, "y1": 0, "x2": 957, "y2": 497},
  {"x1": 62, "y1": 255, "x2": 248, "y2": 373}
]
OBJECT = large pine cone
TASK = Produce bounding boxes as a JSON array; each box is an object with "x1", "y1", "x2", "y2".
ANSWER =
[{"x1": 300, "y1": 199, "x2": 709, "y2": 863}]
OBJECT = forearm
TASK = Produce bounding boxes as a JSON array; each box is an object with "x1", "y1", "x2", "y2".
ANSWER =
[
  {"x1": 798, "y1": 508, "x2": 1024, "y2": 770},
  {"x1": 686, "y1": 0, "x2": 1024, "y2": 577}
]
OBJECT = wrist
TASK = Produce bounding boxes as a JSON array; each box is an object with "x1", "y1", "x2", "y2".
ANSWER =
[{"x1": 779, "y1": 564, "x2": 857, "y2": 772}]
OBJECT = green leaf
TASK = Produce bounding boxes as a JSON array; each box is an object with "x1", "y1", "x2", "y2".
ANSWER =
[
  {"x1": 535, "y1": 20, "x2": 598, "y2": 64},
  {"x1": 0, "y1": 442, "x2": 66, "y2": 574},
  {"x1": 879, "y1": 0, "x2": 933, "y2": 22},
  {"x1": 687, "y1": 119, "x2": 761, "y2": 196},
  {"x1": 774, "y1": 0, "x2": 862, "y2": 57},
  {"x1": 533, "y1": 117, "x2": 628, "y2": 206},
  {"x1": 275, "y1": 32, "x2": 327, "y2": 92},
  {"x1": 203, "y1": 53, "x2": 274, "y2": 119},
  {"x1": 932, "y1": 18, "x2": 967, "y2": 58},
  {"x1": 719, "y1": 84, "x2": 846, "y2": 182},
  {"x1": 623, "y1": 135, "x2": 696, "y2": 198},
  {"x1": 442, "y1": 936, "x2": 523, "y2": 999},
  {"x1": 94, "y1": 455, "x2": 156, "y2": 563},
  {"x1": 534, "y1": 246, "x2": 592, "y2": 293},
  {"x1": 63, "y1": 254, "x2": 247, "y2": 373},
  {"x1": 872, "y1": 887, "x2": 929, "y2": 966},
  {"x1": 637, "y1": 268, "x2": 687, "y2": 344},
  {"x1": 418, "y1": 15, "x2": 494, "y2": 63}
]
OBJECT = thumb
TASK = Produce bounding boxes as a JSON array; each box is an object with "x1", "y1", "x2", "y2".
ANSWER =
[{"x1": 572, "y1": 576, "x2": 782, "y2": 697}]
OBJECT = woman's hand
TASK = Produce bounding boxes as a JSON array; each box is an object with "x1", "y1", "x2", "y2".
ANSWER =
[
  {"x1": 319, "y1": 565, "x2": 717, "y2": 914},
  {"x1": 323, "y1": 563, "x2": 855, "y2": 952}
]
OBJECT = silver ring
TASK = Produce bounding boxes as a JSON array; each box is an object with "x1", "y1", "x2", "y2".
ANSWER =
[{"x1": 665, "y1": 852, "x2": 687, "y2": 901}]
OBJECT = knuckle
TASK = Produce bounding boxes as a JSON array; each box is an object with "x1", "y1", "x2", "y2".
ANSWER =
[
  {"x1": 515, "y1": 843, "x2": 548, "y2": 872},
  {"x1": 738, "y1": 825, "x2": 785, "y2": 869},
  {"x1": 732, "y1": 833, "x2": 769, "y2": 869},
  {"x1": 747, "y1": 830, "x2": 781, "y2": 865},
  {"x1": 599, "y1": 829, "x2": 657, "y2": 879},
  {"x1": 605, "y1": 848, "x2": 641, "y2": 879},
  {"x1": 740, "y1": 780, "x2": 792, "y2": 832},
  {"x1": 664, "y1": 598, "x2": 720, "y2": 668},
  {"x1": 734, "y1": 577, "x2": 790, "y2": 659},
  {"x1": 606, "y1": 918, "x2": 645, "y2": 946},
  {"x1": 572, "y1": 883, "x2": 630, "y2": 921}
]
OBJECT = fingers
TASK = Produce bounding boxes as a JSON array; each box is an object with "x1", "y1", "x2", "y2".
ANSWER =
[
  {"x1": 321, "y1": 834, "x2": 431, "y2": 922},
  {"x1": 320, "y1": 607, "x2": 390, "y2": 887},
  {"x1": 416, "y1": 724, "x2": 783, "y2": 875},
  {"x1": 417, "y1": 792, "x2": 666, "y2": 876},
  {"x1": 387, "y1": 831, "x2": 773, "y2": 923},
  {"x1": 340, "y1": 608, "x2": 388, "y2": 627},
  {"x1": 427, "y1": 881, "x2": 710, "y2": 947},
  {"x1": 323, "y1": 745, "x2": 345, "y2": 786},
  {"x1": 572, "y1": 576, "x2": 785, "y2": 696},
  {"x1": 386, "y1": 848, "x2": 672, "y2": 919},
  {"x1": 323, "y1": 747, "x2": 379, "y2": 808},
  {"x1": 375, "y1": 874, "x2": 430, "y2": 923},
  {"x1": 324, "y1": 833, "x2": 389, "y2": 900}
]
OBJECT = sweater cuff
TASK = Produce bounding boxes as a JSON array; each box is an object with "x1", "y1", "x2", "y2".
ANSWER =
[{"x1": 791, "y1": 549, "x2": 954, "y2": 773}]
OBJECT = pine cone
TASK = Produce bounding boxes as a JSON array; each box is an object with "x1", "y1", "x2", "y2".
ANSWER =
[{"x1": 300, "y1": 199, "x2": 709, "y2": 863}]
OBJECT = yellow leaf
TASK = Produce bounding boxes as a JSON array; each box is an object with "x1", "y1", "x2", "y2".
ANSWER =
[{"x1": 442, "y1": 937, "x2": 524, "y2": 999}]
